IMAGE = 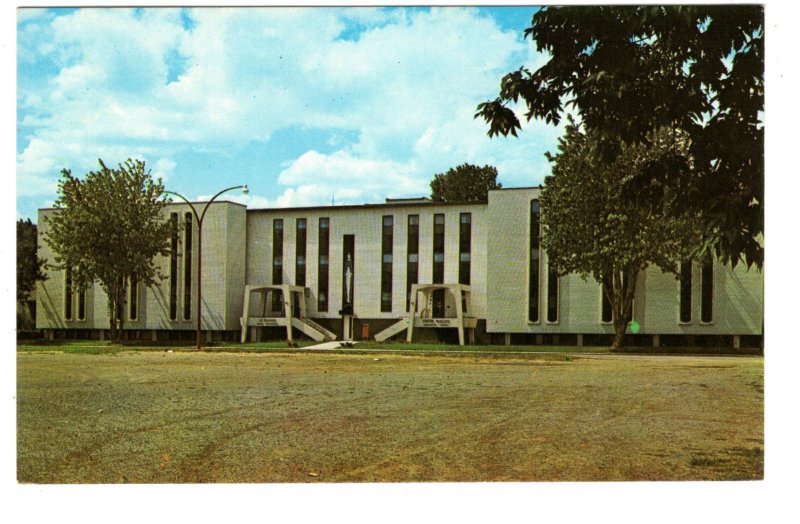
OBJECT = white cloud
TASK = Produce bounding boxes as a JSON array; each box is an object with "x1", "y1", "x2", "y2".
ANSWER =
[
  {"x1": 276, "y1": 150, "x2": 429, "y2": 206},
  {"x1": 152, "y1": 158, "x2": 177, "y2": 181},
  {"x1": 18, "y1": 6, "x2": 556, "y2": 213}
]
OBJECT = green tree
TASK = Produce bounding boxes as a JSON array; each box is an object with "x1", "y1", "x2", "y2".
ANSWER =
[
  {"x1": 430, "y1": 163, "x2": 502, "y2": 203},
  {"x1": 17, "y1": 218, "x2": 46, "y2": 301},
  {"x1": 476, "y1": 5, "x2": 763, "y2": 269},
  {"x1": 540, "y1": 120, "x2": 701, "y2": 349},
  {"x1": 17, "y1": 218, "x2": 46, "y2": 330},
  {"x1": 44, "y1": 159, "x2": 174, "y2": 341}
]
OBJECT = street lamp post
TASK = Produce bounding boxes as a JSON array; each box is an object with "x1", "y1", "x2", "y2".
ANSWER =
[{"x1": 163, "y1": 185, "x2": 249, "y2": 349}]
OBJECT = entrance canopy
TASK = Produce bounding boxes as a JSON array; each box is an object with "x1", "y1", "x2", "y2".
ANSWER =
[
  {"x1": 374, "y1": 283, "x2": 477, "y2": 345},
  {"x1": 240, "y1": 284, "x2": 335, "y2": 343}
]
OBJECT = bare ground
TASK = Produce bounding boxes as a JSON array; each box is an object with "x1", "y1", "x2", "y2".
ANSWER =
[{"x1": 16, "y1": 350, "x2": 763, "y2": 483}]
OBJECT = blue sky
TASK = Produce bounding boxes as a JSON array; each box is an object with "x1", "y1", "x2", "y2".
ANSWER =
[{"x1": 15, "y1": 6, "x2": 566, "y2": 220}]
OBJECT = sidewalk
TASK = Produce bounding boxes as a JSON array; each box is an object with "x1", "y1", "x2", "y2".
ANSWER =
[{"x1": 303, "y1": 341, "x2": 359, "y2": 350}]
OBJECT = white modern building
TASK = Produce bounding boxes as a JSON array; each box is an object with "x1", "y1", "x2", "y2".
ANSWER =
[{"x1": 36, "y1": 187, "x2": 764, "y2": 347}]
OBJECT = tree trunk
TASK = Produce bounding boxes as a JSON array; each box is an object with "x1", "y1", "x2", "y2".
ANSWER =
[
  {"x1": 108, "y1": 293, "x2": 118, "y2": 341},
  {"x1": 609, "y1": 267, "x2": 638, "y2": 351},
  {"x1": 115, "y1": 279, "x2": 126, "y2": 342},
  {"x1": 612, "y1": 321, "x2": 626, "y2": 350}
]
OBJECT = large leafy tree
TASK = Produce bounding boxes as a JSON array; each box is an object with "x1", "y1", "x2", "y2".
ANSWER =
[
  {"x1": 17, "y1": 218, "x2": 47, "y2": 330},
  {"x1": 541, "y1": 120, "x2": 701, "y2": 349},
  {"x1": 476, "y1": 5, "x2": 763, "y2": 268},
  {"x1": 44, "y1": 159, "x2": 174, "y2": 341},
  {"x1": 430, "y1": 163, "x2": 502, "y2": 203},
  {"x1": 17, "y1": 218, "x2": 46, "y2": 301}
]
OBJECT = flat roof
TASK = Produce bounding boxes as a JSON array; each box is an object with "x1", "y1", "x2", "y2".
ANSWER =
[
  {"x1": 38, "y1": 199, "x2": 247, "y2": 212},
  {"x1": 39, "y1": 187, "x2": 540, "y2": 213},
  {"x1": 245, "y1": 199, "x2": 488, "y2": 214}
]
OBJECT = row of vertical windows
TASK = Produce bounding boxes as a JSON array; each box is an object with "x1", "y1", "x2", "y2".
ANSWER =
[
  {"x1": 168, "y1": 212, "x2": 194, "y2": 322},
  {"x1": 265, "y1": 213, "x2": 474, "y2": 315},
  {"x1": 529, "y1": 200, "x2": 559, "y2": 323},
  {"x1": 528, "y1": 197, "x2": 714, "y2": 326},
  {"x1": 272, "y1": 217, "x2": 331, "y2": 311},
  {"x1": 381, "y1": 213, "x2": 470, "y2": 314},
  {"x1": 680, "y1": 260, "x2": 714, "y2": 323},
  {"x1": 63, "y1": 268, "x2": 87, "y2": 321},
  {"x1": 598, "y1": 263, "x2": 712, "y2": 324},
  {"x1": 381, "y1": 216, "x2": 393, "y2": 312},
  {"x1": 318, "y1": 217, "x2": 330, "y2": 311}
]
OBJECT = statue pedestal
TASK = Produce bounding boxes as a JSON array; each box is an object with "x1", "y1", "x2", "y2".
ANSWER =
[
  {"x1": 339, "y1": 304, "x2": 354, "y2": 342},
  {"x1": 342, "y1": 314, "x2": 353, "y2": 341}
]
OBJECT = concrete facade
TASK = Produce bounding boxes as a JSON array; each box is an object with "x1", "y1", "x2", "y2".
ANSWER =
[
  {"x1": 485, "y1": 188, "x2": 763, "y2": 339},
  {"x1": 36, "y1": 201, "x2": 247, "y2": 338},
  {"x1": 36, "y1": 188, "x2": 764, "y2": 344}
]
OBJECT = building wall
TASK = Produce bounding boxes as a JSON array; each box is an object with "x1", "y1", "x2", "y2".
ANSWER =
[
  {"x1": 245, "y1": 202, "x2": 487, "y2": 321},
  {"x1": 485, "y1": 187, "x2": 763, "y2": 336},
  {"x1": 36, "y1": 189, "x2": 763, "y2": 340},
  {"x1": 36, "y1": 202, "x2": 246, "y2": 333}
]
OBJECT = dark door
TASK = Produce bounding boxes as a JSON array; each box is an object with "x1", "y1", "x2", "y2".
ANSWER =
[{"x1": 432, "y1": 289, "x2": 445, "y2": 318}]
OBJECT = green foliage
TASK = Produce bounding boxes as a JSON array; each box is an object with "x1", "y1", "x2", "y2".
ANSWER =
[
  {"x1": 44, "y1": 159, "x2": 174, "y2": 340},
  {"x1": 476, "y1": 5, "x2": 763, "y2": 268},
  {"x1": 540, "y1": 120, "x2": 702, "y2": 348},
  {"x1": 430, "y1": 163, "x2": 501, "y2": 203},
  {"x1": 17, "y1": 218, "x2": 46, "y2": 301}
]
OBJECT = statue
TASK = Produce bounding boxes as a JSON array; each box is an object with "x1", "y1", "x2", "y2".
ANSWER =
[{"x1": 344, "y1": 253, "x2": 353, "y2": 305}]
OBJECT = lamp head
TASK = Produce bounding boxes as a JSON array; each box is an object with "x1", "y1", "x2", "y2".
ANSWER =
[{"x1": 242, "y1": 184, "x2": 249, "y2": 195}]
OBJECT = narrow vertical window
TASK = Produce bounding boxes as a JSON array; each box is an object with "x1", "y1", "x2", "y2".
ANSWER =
[
  {"x1": 342, "y1": 234, "x2": 355, "y2": 309},
  {"x1": 129, "y1": 275, "x2": 139, "y2": 321},
  {"x1": 380, "y1": 216, "x2": 393, "y2": 312},
  {"x1": 529, "y1": 200, "x2": 540, "y2": 322},
  {"x1": 701, "y1": 259, "x2": 713, "y2": 323},
  {"x1": 64, "y1": 268, "x2": 73, "y2": 320},
  {"x1": 296, "y1": 218, "x2": 307, "y2": 287},
  {"x1": 601, "y1": 278, "x2": 612, "y2": 323},
  {"x1": 679, "y1": 260, "x2": 692, "y2": 323},
  {"x1": 77, "y1": 285, "x2": 86, "y2": 321},
  {"x1": 169, "y1": 212, "x2": 178, "y2": 321},
  {"x1": 406, "y1": 215, "x2": 419, "y2": 311},
  {"x1": 272, "y1": 219, "x2": 284, "y2": 311},
  {"x1": 183, "y1": 212, "x2": 192, "y2": 320},
  {"x1": 547, "y1": 266, "x2": 559, "y2": 323},
  {"x1": 317, "y1": 217, "x2": 330, "y2": 311},
  {"x1": 458, "y1": 213, "x2": 471, "y2": 285},
  {"x1": 432, "y1": 214, "x2": 445, "y2": 317}
]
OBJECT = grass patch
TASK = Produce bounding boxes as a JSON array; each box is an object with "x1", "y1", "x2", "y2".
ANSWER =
[
  {"x1": 17, "y1": 340, "x2": 315, "y2": 354},
  {"x1": 17, "y1": 351, "x2": 763, "y2": 483},
  {"x1": 357, "y1": 342, "x2": 612, "y2": 354}
]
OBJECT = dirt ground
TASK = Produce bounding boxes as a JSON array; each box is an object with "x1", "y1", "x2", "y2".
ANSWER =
[{"x1": 16, "y1": 350, "x2": 763, "y2": 482}]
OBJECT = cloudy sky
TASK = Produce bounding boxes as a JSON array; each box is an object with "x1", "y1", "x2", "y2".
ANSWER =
[{"x1": 15, "y1": 5, "x2": 567, "y2": 219}]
